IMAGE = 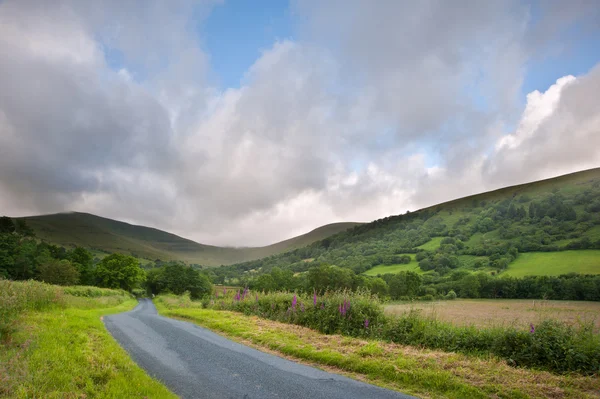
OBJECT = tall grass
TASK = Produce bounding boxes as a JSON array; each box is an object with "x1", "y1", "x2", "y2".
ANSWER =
[
  {"x1": 184, "y1": 289, "x2": 600, "y2": 374},
  {"x1": 0, "y1": 279, "x2": 64, "y2": 340},
  {"x1": 0, "y1": 280, "x2": 133, "y2": 340}
]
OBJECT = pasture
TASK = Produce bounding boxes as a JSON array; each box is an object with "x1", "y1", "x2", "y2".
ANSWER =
[
  {"x1": 502, "y1": 250, "x2": 600, "y2": 277},
  {"x1": 363, "y1": 254, "x2": 422, "y2": 276},
  {"x1": 384, "y1": 299, "x2": 600, "y2": 332}
]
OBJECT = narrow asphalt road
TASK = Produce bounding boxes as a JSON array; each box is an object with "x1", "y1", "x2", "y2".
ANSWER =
[{"x1": 104, "y1": 299, "x2": 417, "y2": 399}]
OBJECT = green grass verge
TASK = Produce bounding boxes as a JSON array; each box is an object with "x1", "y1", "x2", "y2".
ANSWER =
[
  {"x1": 503, "y1": 250, "x2": 600, "y2": 277},
  {"x1": 0, "y1": 293, "x2": 176, "y2": 398},
  {"x1": 155, "y1": 299, "x2": 600, "y2": 399}
]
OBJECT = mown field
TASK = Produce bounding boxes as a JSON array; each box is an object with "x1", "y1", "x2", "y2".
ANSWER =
[
  {"x1": 0, "y1": 280, "x2": 175, "y2": 398},
  {"x1": 503, "y1": 250, "x2": 600, "y2": 277},
  {"x1": 384, "y1": 299, "x2": 600, "y2": 332}
]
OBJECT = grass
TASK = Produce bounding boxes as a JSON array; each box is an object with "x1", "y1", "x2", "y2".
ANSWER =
[
  {"x1": 0, "y1": 280, "x2": 176, "y2": 398},
  {"x1": 503, "y1": 250, "x2": 600, "y2": 277},
  {"x1": 155, "y1": 300, "x2": 600, "y2": 399},
  {"x1": 384, "y1": 299, "x2": 600, "y2": 332},
  {"x1": 364, "y1": 254, "x2": 423, "y2": 276},
  {"x1": 417, "y1": 237, "x2": 444, "y2": 251}
]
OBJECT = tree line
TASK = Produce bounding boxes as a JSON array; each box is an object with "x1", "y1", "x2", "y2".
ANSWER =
[{"x1": 0, "y1": 216, "x2": 212, "y2": 298}]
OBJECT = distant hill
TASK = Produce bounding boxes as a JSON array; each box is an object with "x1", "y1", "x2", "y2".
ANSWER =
[
  {"x1": 218, "y1": 168, "x2": 600, "y2": 279},
  {"x1": 17, "y1": 212, "x2": 361, "y2": 266}
]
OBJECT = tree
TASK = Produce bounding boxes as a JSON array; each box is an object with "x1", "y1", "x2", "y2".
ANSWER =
[
  {"x1": 38, "y1": 259, "x2": 79, "y2": 286},
  {"x1": 95, "y1": 253, "x2": 145, "y2": 291},
  {"x1": 388, "y1": 271, "x2": 422, "y2": 299},
  {"x1": 15, "y1": 219, "x2": 35, "y2": 237},
  {"x1": 307, "y1": 264, "x2": 354, "y2": 292},
  {"x1": 68, "y1": 247, "x2": 94, "y2": 285},
  {"x1": 145, "y1": 263, "x2": 213, "y2": 299},
  {"x1": 0, "y1": 216, "x2": 15, "y2": 233},
  {"x1": 251, "y1": 274, "x2": 277, "y2": 292},
  {"x1": 367, "y1": 277, "x2": 389, "y2": 297}
]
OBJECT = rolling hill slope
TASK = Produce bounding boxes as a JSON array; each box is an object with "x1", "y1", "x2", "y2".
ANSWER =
[
  {"x1": 18, "y1": 212, "x2": 360, "y2": 266},
  {"x1": 218, "y1": 168, "x2": 600, "y2": 279}
]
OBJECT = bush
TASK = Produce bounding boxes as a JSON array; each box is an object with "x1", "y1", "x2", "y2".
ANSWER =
[
  {"x1": 445, "y1": 290, "x2": 457, "y2": 300},
  {"x1": 208, "y1": 289, "x2": 384, "y2": 337}
]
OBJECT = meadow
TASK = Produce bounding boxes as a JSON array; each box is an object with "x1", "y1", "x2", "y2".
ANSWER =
[
  {"x1": 503, "y1": 250, "x2": 600, "y2": 277},
  {"x1": 363, "y1": 254, "x2": 422, "y2": 276},
  {"x1": 0, "y1": 280, "x2": 175, "y2": 398},
  {"x1": 384, "y1": 299, "x2": 600, "y2": 332}
]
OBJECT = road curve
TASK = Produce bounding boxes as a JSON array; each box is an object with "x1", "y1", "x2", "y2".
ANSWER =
[{"x1": 104, "y1": 299, "x2": 417, "y2": 399}]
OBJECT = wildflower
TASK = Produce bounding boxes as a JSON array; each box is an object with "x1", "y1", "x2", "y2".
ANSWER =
[
  {"x1": 235, "y1": 291, "x2": 241, "y2": 301},
  {"x1": 300, "y1": 302, "x2": 305, "y2": 312},
  {"x1": 320, "y1": 303, "x2": 325, "y2": 310},
  {"x1": 364, "y1": 318, "x2": 369, "y2": 329},
  {"x1": 339, "y1": 299, "x2": 350, "y2": 317},
  {"x1": 292, "y1": 294, "x2": 297, "y2": 310},
  {"x1": 255, "y1": 294, "x2": 259, "y2": 302},
  {"x1": 223, "y1": 287, "x2": 227, "y2": 296},
  {"x1": 530, "y1": 323, "x2": 535, "y2": 334},
  {"x1": 313, "y1": 291, "x2": 317, "y2": 306}
]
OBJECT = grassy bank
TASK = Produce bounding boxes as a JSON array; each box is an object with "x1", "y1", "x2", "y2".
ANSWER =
[
  {"x1": 0, "y1": 280, "x2": 176, "y2": 398},
  {"x1": 155, "y1": 295, "x2": 600, "y2": 399}
]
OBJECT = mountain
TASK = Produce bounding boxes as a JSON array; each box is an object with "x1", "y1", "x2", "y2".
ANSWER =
[
  {"x1": 17, "y1": 212, "x2": 361, "y2": 266},
  {"x1": 217, "y1": 168, "x2": 600, "y2": 279}
]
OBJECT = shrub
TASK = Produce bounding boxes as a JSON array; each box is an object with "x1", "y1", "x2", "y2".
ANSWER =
[
  {"x1": 207, "y1": 289, "x2": 384, "y2": 337},
  {"x1": 445, "y1": 290, "x2": 457, "y2": 300}
]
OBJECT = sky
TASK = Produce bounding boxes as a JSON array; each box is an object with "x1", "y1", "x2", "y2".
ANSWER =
[{"x1": 1, "y1": 0, "x2": 600, "y2": 247}]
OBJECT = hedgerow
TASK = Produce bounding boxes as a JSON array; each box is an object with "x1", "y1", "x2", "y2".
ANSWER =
[{"x1": 191, "y1": 288, "x2": 600, "y2": 374}]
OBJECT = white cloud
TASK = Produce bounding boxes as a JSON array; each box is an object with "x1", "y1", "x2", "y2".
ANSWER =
[{"x1": 0, "y1": 0, "x2": 599, "y2": 246}]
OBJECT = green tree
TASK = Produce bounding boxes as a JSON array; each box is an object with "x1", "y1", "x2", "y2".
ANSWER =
[
  {"x1": 95, "y1": 253, "x2": 145, "y2": 291},
  {"x1": 252, "y1": 274, "x2": 277, "y2": 292},
  {"x1": 367, "y1": 277, "x2": 389, "y2": 297},
  {"x1": 0, "y1": 216, "x2": 15, "y2": 233},
  {"x1": 388, "y1": 271, "x2": 422, "y2": 299},
  {"x1": 15, "y1": 219, "x2": 35, "y2": 237},
  {"x1": 68, "y1": 247, "x2": 94, "y2": 285},
  {"x1": 307, "y1": 264, "x2": 354, "y2": 292},
  {"x1": 38, "y1": 259, "x2": 80, "y2": 286}
]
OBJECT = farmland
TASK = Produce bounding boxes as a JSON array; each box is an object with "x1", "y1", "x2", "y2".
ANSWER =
[
  {"x1": 384, "y1": 299, "x2": 600, "y2": 332},
  {"x1": 503, "y1": 250, "x2": 600, "y2": 277}
]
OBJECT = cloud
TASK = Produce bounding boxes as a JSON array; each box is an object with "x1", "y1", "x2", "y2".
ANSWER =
[
  {"x1": 0, "y1": 0, "x2": 598, "y2": 246},
  {"x1": 485, "y1": 66, "x2": 600, "y2": 185}
]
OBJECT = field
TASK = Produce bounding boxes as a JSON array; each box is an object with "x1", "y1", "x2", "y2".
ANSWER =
[
  {"x1": 363, "y1": 254, "x2": 422, "y2": 276},
  {"x1": 416, "y1": 237, "x2": 444, "y2": 251},
  {"x1": 502, "y1": 250, "x2": 600, "y2": 277},
  {"x1": 384, "y1": 299, "x2": 600, "y2": 332},
  {"x1": 156, "y1": 298, "x2": 600, "y2": 399}
]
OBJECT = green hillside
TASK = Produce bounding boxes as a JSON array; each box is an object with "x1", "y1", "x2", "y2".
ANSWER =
[
  {"x1": 18, "y1": 212, "x2": 360, "y2": 266},
  {"x1": 216, "y1": 168, "x2": 600, "y2": 282}
]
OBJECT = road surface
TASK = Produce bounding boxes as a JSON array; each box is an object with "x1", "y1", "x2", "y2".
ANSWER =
[{"x1": 104, "y1": 299, "x2": 417, "y2": 399}]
